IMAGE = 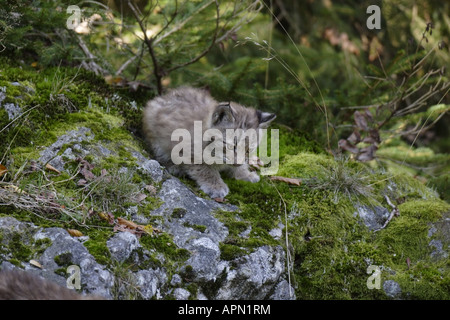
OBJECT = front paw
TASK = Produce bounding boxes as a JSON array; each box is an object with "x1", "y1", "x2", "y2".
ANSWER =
[
  {"x1": 200, "y1": 182, "x2": 229, "y2": 199},
  {"x1": 247, "y1": 171, "x2": 260, "y2": 183}
]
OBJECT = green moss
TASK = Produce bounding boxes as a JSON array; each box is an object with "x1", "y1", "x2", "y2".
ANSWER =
[
  {"x1": 140, "y1": 233, "x2": 190, "y2": 263},
  {"x1": 9, "y1": 234, "x2": 33, "y2": 261},
  {"x1": 388, "y1": 260, "x2": 450, "y2": 299},
  {"x1": 171, "y1": 208, "x2": 187, "y2": 219},
  {"x1": 398, "y1": 199, "x2": 449, "y2": 220},
  {"x1": 183, "y1": 223, "x2": 207, "y2": 233},
  {"x1": 54, "y1": 252, "x2": 74, "y2": 267},
  {"x1": 219, "y1": 243, "x2": 247, "y2": 261},
  {"x1": 276, "y1": 153, "x2": 334, "y2": 178},
  {"x1": 429, "y1": 171, "x2": 450, "y2": 202},
  {"x1": 83, "y1": 229, "x2": 114, "y2": 266}
]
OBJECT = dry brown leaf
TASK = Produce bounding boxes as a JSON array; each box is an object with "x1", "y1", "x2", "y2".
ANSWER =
[
  {"x1": 98, "y1": 211, "x2": 115, "y2": 224},
  {"x1": 45, "y1": 163, "x2": 61, "y2": 174},
  {"x1": 67, "y1": 229, "x2": 83, "y2": 237},
  {"x1": 80, "y1": 167, "x2": 96, "y2": 181},
  {"x1": 114, "y1": 218, "x2": 152, "y2": 238},
  {"x1": 77, "y1": 179, "x2": 88, "y2": 186},
  {"x1": 117, "y1": 217, "x2": 139, "y2": 229},
  {"x1": 270, "y1": 176, "x2": 302, "y2": 186},
  {"x1": 135, "y1": 193, "x2": 147, "y2": 203},
  {"x1": 29, "y1": 259, "x2": 43, "y2": 269},
  {"x1": 0, "y1": 164, "x2": 7, "y2": 177}
]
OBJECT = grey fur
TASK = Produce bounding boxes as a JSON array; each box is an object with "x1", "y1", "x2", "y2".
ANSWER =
[
  {"x1": 142, "y1": 87, "x2": 276, "y2": 198},
  {"x1": 0, "y1": 270, "x2": 104, "y2": 300}
]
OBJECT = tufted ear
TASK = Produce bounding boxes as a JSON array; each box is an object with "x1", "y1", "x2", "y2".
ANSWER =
[
  {"x1": 257, "y1": 110, "x2": 276, "y2": 128},
  {"x1": 212, "y1": 103, "x2": 235, "y2": 126}
]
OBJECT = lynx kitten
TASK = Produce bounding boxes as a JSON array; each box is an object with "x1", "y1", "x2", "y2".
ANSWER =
[{"x1": 142, "y1": 87, "x2": 276, "y2": 198}]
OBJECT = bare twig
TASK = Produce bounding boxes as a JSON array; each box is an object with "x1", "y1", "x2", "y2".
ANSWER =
[
  {"x1": 374, "y1": 195, "x2": 399, "y2": 232},
  {"x1": 153, "y1": 0, "x2": 214, "y2": 46},
  {"x1": 270, "y1": 180, "x2": 294, "y2": 299},
  {"x1": 127, "y1": 0, "x2": 163, "y2": 94},
  {"x1": 77, "y1": 35, "x2": 109, "y2": 76},
  {"x1": 166, "y1": 0, "x2": 220, "y2": 73}
]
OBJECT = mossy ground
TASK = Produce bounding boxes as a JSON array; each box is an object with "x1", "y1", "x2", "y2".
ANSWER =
[
  {"x1": 220, "y1": 126, "x2": 450, "y2": 299},
  {"x1": 0, "y1": 57, "x2": 174, "y2": 280},
  {"x1": 1, "y1": 56, "x2": 449, "y2": 299}
]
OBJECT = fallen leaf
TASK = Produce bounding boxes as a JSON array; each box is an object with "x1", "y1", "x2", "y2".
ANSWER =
[
  {"x1": 29, "y1": 259, "x2": 43, "y2": 269},
  {"x1": 145, "y1": 185, "x2": 157, "y2": 195},
  {"x1": 135, "y1": 193, "x2": 147, "y2": 203},
  {"x1": 80, "y1": 167, "x2": 96, "y2": 181},
  {"x1": 67, "y1": 229, "x2": 83, "y2": 237},
  {"x1": 214, "y1": 197, "x2": 228, "y2": 203},
  {"x1": 117, "y1": 217, "x2": 139, "y2": 229},
  {"x1": 45, "y1": 163, "x2": 61, "y2": 174},
  {"x1": 98, "y1": 211, "x2": 115, "y2": 224},
  {"x1": 270, "y1": 176, "x2": 302, "y2": 186},
  {"x1": 0, "y1": 164, "x2": 7, "y2": 177},
  {"x1": 114, "y1": 220, "x2": 151, "y2": 238},
  {"x1": 77, "y1": 179, "x2": 88, "y2": 186}
]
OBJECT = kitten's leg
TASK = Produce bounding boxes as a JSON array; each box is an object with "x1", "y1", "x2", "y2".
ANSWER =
[
  {"x1": 228, "y1": 164, "x2": 260, "y2": 183},
  {"x1": 186, "y1": 165, "x2": 229, "y2": 199}
]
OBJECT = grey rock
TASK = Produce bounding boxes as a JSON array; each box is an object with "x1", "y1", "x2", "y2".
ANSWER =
[
  {"x1": 354, "y1": 205, "x2": 390, "y2": 231},
  {"x1": 139, "y1": 159, "x2": 164, "y2": 182},
  {"x1": 239, "y1": 226, "x2": 252, "y2": 238},
  {"x1": 270, "y1": 280, "x2": 296, "y2": 300},
  {"x1": 429, "y1": 239, "x2": 448, "y2": 260},
  {"x1": 0, "y1": 86, "x2": 5, "y2": 105},
  {"x1": 184, "y1": 237, "x2": 227, "y2": 282},
  {"x1": 107, "y1": 232, "x2": 141, "y2": 263},
  {"x1": 269, "y1": 223, "x2": 284, "y2": 240},
  {"x1": 215, "y1": 246, "x2": 285, "y2": 300},
  {"x1": 383, "y1": 280, "x2": 402, "y2": 299},
  {"x1": 131, "y1": 150, "x2": 165, "y2": 182},
  {"x1": 144, "y1": 177, "x2": 237, "y2": 283},
  {"x1": 34, "y1": 227, "x2": 114, "y2": 299},
  {"x1": 149, "y1": 178, "x2": 233, "y2": 248},
  {"x1": 38, "y1": 127, "x2": 93, "y2": 171},
  {"x1": 173, "y1": 288, "x2": 191, "y2": 300},
  {"x1": 135, "y1": 269, "x2": 167, "y2": 300},
  {"x1": 170, "y1": 274, "x2": 182, "y2": 286},
  {"x1": 3, "y1": 102, "x2": 22, "y2": 120},
  {"x1": 427, "y1": 212, "x2": 450, "y2": 260}
]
